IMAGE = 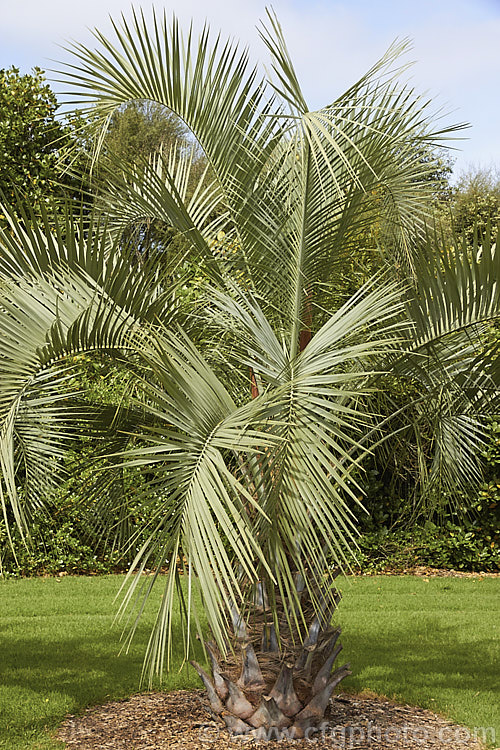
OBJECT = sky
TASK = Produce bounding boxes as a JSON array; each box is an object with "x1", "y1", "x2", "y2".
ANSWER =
[{"x1": 1, "y1": 0, "x2": 499, "y2": 178}]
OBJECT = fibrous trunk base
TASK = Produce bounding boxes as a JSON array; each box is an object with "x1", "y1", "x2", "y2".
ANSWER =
[{"x1": 191, "y1": 571, "x2": 351, "y2": 741}]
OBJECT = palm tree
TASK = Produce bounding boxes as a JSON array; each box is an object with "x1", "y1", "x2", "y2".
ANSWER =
[{"x1": 1, "y1": 9, "x2": 499, "y2": 740}]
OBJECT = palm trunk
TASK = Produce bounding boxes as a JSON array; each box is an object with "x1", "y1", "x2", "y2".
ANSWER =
[
  {"x1": 192, "y1": 299, "x2": 351, "y2": 740},
  {"x1": 191, "y1": 570, "x2": 350, "y2": 740},
  {"x1": 191, "y1": 292, "x2": 352, "y2": 740}
]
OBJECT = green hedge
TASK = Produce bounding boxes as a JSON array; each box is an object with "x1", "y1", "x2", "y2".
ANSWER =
[
  {"x1": 350, "y1": 513, "x2": 499, "y2": 573},
  {"x1": 1, "y1": 364, "x2": 498, "y2": 577},
  {"x1": 2, "y1": 491, "x2": 497, "y2": 577},
  {"x1": 346, "y1": 418, "x2": 500, "y2": 573},
  {"x1": 0, "y1": 465, "x2": 161, "y2": 578}
]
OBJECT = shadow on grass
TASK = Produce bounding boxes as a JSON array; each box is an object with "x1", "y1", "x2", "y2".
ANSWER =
[
  {"x1": 1, "y1": 576, "x2": 498, "y2": 747},
  {"x1": 2, "y1": 618, "x2": 497, "y2": 705},
  {"x1": 0, "y1": 620, "x2": 205, "y2": 747},
  {"x1": 341, "y1": 623, "x2": 498, "y2": 690},
  {"x1": 338, "y1": 618, "x2": 499, "y2": 740}
]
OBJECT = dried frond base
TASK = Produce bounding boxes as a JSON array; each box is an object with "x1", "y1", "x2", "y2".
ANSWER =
[{"x1": 190, "y1": 576, "x2": 351, "y2": 738}]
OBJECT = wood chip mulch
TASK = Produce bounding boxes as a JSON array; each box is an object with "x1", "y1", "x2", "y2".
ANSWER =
[
  {"x1": 57, "y1": 689, "x2": 489, "y2": 750},
  {"x1": 354, "y1": 567, "x2": 500, "y2": 578}
]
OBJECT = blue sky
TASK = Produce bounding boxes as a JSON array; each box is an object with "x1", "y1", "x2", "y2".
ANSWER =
[{"x1": 1, "y1": 0, "x2": 499, "y2": 177}]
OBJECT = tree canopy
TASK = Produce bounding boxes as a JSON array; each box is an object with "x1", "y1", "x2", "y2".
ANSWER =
[
  {"x1": 103, "y1": 100, "x2": 188, "y2": 163},
  {"x1": 453, "y1": 165, "x2": 500, "y2": 245},
  {"x1": 0, "y1": 68, "x2": 72, "y2": 208}
]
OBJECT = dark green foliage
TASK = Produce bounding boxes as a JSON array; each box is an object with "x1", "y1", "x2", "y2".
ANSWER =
[
  {"x1": 2, "y1": 343, "x2": 497, "y2": 579},
  {"x1": 349, "y1": 416, "x2": 500, "y2": 573},
  {"x1": 3, "y1": 484, "x2": 497, "y2": 577},
  {"x1": 103, "y1": 100, "x2": 188, "y2": 163},
  {"x1": 350, "y1": 513, "x2": 499, "y2": 574},
  {"x1": 0, "y1": 68, "x2": 63, "y2": 196},
  {"x1": 2, "y1": 357, "x2": 498, "y2": 578},
  {"x1": 0, "y1": 353, "x2": 158, "y2": 578},
  {"x1": 452, "y1": 166, "x2": 500, "y2": 246},
  {"x1": 418, "y1": 146, "x2": 454, "y2": 203},
  {"x1": 0, "y1": 67, "x2": 88, "y2": 220},
  {"x1": 0, "y1": 488, "x2": 159, "y2": 578},
  {"x1": 0, "y1": 511, "x2": 121, "y2": 577}
]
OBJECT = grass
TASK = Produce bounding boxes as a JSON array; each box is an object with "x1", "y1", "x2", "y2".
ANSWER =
[
  {"x1": 0, "y1": 575, "x2": 498, "y2": 749},
  {"x1": 337, "y1": 575, "x2": 499, "y2": 746},
  {"x1": 0, "y1": 575, "x2": 202, "y2": 749}
]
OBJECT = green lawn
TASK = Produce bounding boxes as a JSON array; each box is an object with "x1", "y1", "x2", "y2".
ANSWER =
[
  {"x1": 336, "y1": 575, "x2": 499, "y2": 746},
  {"x1": 0, "y1": 575, "x2": 498, "y2": 749}
]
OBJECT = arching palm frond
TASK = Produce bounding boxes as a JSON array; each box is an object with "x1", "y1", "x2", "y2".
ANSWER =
[
  {"x1": 96, "y1": 147, "x2": 227, "y2": 271},
  {"x1": 110, "y1": 327, "x2": 280, "y2": 676},
  {"x1": 188, "y1": 277, "x2": 405, "y2": 635},
  {"x1": 57, "y1": 9, "x2": 282, "y2": 246},
  {"x1": 57, "y1": 9, "x2": 463, "y2": 351},
  {"x1": 0, "y1": 196, "x2": 285, "y2": 663},
  {"x1": 370, "y1": 229, "x2": 500, "y2": 511},
  {"x1": 256, "y1": 12, "x2": 465, "y2": 336}
]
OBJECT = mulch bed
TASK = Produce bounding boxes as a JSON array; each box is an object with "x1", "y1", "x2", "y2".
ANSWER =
[
  {"x1": 354, "y1": 567, "x2": 500, "y2": 578},
  {"x1": 57, "y1": 690, "x2": 488, "y2": 750}
]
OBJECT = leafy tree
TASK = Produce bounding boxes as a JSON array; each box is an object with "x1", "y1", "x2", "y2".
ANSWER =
[
  {"x1": 103, "y1": 100, "x2": 188, "y2": 163},
  {"x1": 89, "y1": 101, "x2": 205, "y2": 261},
  {"x1": 0, "y1": 67, "x2": 61, "y2": 196},
  {"x1": 1, "y1": 11, "x2": 499, "y2": 740},
  {"x1": 0, "y1": 67, "x2": 90, "y2": 220},
  {"x1": 452, "y1": 165, "x2": 500, "y2": 245}
]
